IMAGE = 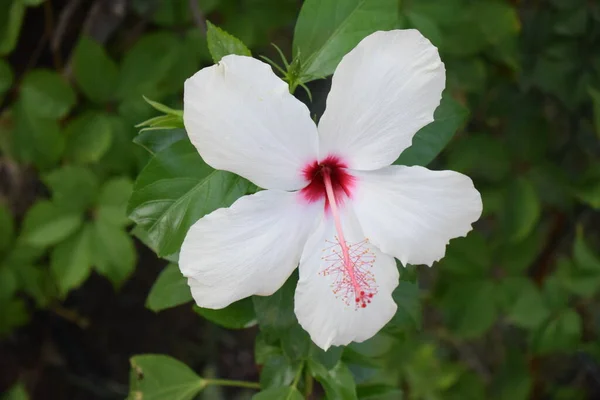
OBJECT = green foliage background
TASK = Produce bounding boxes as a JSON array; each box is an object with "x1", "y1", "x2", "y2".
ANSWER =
[{"x1": 1, "y1": 0, "x2": 600, "y2": 399}]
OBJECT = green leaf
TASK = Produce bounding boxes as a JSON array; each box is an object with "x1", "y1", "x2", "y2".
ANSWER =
[
  {"x1": 91, "y1": 220, "x2": 136, "y2": 288},
  {"x1": 259, "y1": 354, "x2": 297, "y2": 389},
  {"x1": 0, "y1": 298, "x2": 29, "y2": 337},
  {"x1": 136, "y1": 114, "x2": 185, "y2": 130},
  {"x1": 142, "y1": 96, "x2": 184, "y2": 118},
  {"x1": 308, "y1": 360, "x2": 358, "y2": 400},
  {"x1": 0, "y1": 267, "x2": 17, "y2": 302},
  {"x1": 96, "y1": 177, "x2": 134, "y2": 227},
  {"x1": 73, "y1": 36, "x2": 119, "y2": 103},
  {"x1": 439, "y1": 232, "x2": 491, "y2": 277},
  {"x1": 590, "y1": 88, "x2": 600, "y2": 139},
  {"x1": 12, "y1": 101, "x2": 64, "y2": 169},
  {"x1": 356, "y1": 384, "x2": 403, "y2": 400},
  {"x1": 64, "y1": 112, "x2": 113, "y2": 164},
  {"x1": 129, "y1": 354, "x2": 206, "y2": 400},
  {"x1": 293, "y1": 0, "x2": 398, "y2": 81},
  {"x1": 117, "y1": 32, "x2": 180, "y2": 99},
  {"x1": 14, "y1": 264, "x2": 54, "y2": 308},
  {"x1": 503, "y1": 177, "x2": 541, "y2": 242},
  {"x1": 387, "y1": 281, "x2": 421, "y2": 331},
  {"x1": 252, "y1": 387, "x2": 303, "y2": 400},
  {"x1": 0, "y1": 59, "x2": 13, "y2": 96},
  {"x1": 441, "y1": 280, "x2": 498, "y2": 338},
  {"x1": 146, "y1": 263, "x2": 192, "y2": 312},
  {"x1": 206, "y1": 21, "x2": 251, "y2": 63},
  {"x1": 195, "y1": 298, "x2": 257, "y2": 329},
  {"x1": 50, "y1": 225, "x2": 93, "y2": 296},
  {"x1": 127, "y1": 139, "x2": 252, "y2": 256},
  {"x1": 253, "y1": 273, "x2": 297, "y2": 339},
  {"x1": 20, "y1": 69, "x2": 75, "y2": 119},
  {"x1": 531, "y1": 309, "x2": 582, "y2": 354},
  {"x1": 394, "y1": 93, "x2": 468, "y2": 166},
  {"x1": 498, "y1": 278, "x2": 550, "y2": 330},
  {"x1": 0, "y1": 202, "x2": 15, "y2": 257},
  {"x1": 43, "y1": 165, "x2": 99, "y2": 213},
  {"x1": 21, "y1": 200, "x2": 82, "y2": 248},
  {"x1": 134, "y1": 128, "x2": 187, "y2": 155},
  {"x1": 490, "y1": 351, "x2": 531, "y2": 400},
  {"x1": 1, "y1": 383, "x2": 29, "y2": 400},
  {"x1": 0, "y1": 1, "x2": 25, "y2": 56},
  {"x1": 573, "y1": 228, "x2": 600, "y2": 273}
]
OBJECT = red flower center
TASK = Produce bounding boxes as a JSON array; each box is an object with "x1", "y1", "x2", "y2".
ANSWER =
[{"x1": 299, "y1": 155, "x2": 355, "y2": 210}]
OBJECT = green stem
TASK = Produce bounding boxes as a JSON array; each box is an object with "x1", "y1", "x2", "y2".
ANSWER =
[
  {"x1": 291, "y1": 363, "x2": 304, "y2": 389},
  {"x1": 204, "y1": 378, "x2": 261, "y2": 390}
]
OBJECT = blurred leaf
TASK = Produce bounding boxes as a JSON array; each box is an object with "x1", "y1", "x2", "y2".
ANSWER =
[
  {"x1": 0, "y1": 267, "x2": 17, "y2": 302},
  {"x1": 43, "y1": 165, "x2": 99, "y2": 213},
  {"x1": 14, "y1": 264, "x2": 54, "y2": 308},
  {"x1": 252, "y1": 387, "x2": 303, "y2": 400},
  {"x1": 446, "y1": 133, "x2": 510, "y2": 182},
  {"x1": 387, "y1": 281, "x2": 421, "y2": 331},
  {"x1": 91, "y1": 220, "x2": 136, "y2": 289},
  {"x1": 73, "y1": 36, "x2": 119, "y2": 103},
  {"x1": 0, "y1": 298, "x2": 29, "y2": 337},
  {"x1": 440, "y1": 280, "x2": 497, "y2": 338},
  {"x1": 12, "y1": 101, "x2": 64, "y2": 169},
  {"x1": 440, "y1": 232, "x2": 491, "y2": 277},
  {"x1": 472, "y1": 0, "x2": 520, "y2": 44},
  {"x1": 146, "y1": 263, "x2": 192, "y2": 312},
  {"x1": 554, "y1": 7, "x2": 587, "y2": 36},
  {"x1": 293, "y1": 0, "x2": 398, "y2": 81},
  {"x1": 127, "y1": 139, "x2": 251, "y2": 256},
  {"x1": 490, "y1": 351, "x2": 531, "y2": 400},
  {"x1": 64, "y1": 112, "x2": 113, "y2": 164},
  {"x1": 0, "y1": 203, "x2": 14, "y2": 257},
  {"x1": 206, "y1": 21, "x2": 251, "y2": 63},
  {"x1": 20, "y1": 69, "x2": 75, "y2": 119},
  {"x1": 129, "y1": 354, "x2": 206, "y2": 400},
  {"x1": 498, "y1": 277, "x2": 550, "y2": 330},
  {"x1": 1, "y1": 383, "x2": 29, "y2": 400},
  {"x1": 394, "y1": 93, "x2": 469, "y2": 166},
  {"x1": 134, "y1": 128, "x2": 187, "y2": 154},
  {"x1": 195, "y1": 298, "x2": 257, "y2": 329},
  {"x1": 503, "y1": 177, "x2": 541, "y2": 242},
  {"x1": 573, "y1": 228, "x2": 600, "y2": 272},
  {"x1": 406, "y1": 11, "x2": 442, "y2": 47},
  {"x1": 591, "y1": 88, "x2": 600, "y2": 139},
  {"x1": 117, "y1": 32, "x2": 180, "y2": 99},
  {"x1": 96, "y1": 177, "x2": 134, "y2": 227},
  {"x1": 308, "y1": 360, "x2": 358, "y2": 400},
  {"x1": 50, "y1": 225, "x2": 93, "y2": 297},
  {"x1": 136, "y1": 114, "x2": 184, "y2": 130},
  {"x1": 531, "y1": 309, "x2": 582, "y2": 354},
  {"x1": 357, "y1": 384, "x2": 403, "y2": 400},
  {"x1": 575, "y1": 164, "x2": 600, "y2": 208},
  {"x1": 0, "y1": 59, "x2": 12, "y2": 96},
  {"x1": 0, "y1": 1, "x2": 25, "y2": 56},
  {"x1": 21, "y1": 200, "x2": 82, "y2": 248}
]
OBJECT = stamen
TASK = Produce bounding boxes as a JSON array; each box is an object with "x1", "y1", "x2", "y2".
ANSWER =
[{"x1": 322, "y1": 169, "x2": 377, "y2": 309}]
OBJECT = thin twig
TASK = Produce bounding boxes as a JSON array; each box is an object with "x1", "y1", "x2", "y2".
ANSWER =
[{"x1": 189, "y1": 0, "x2": 207, "y2": 34}]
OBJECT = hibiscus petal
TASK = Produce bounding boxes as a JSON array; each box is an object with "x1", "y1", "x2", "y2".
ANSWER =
[
  {"x1": 184, "y1": 55, "x2": 319, "y2": 190},
  {"x1": 180, "y1": 190, "x2": 321, "y2": 309},
  {"x1": 318, "y1": 30, "x2": 445, "y2": 170},
  {"x1": 351, "y1": 166, "x2": 482, "y2": 267},
  {"x1": 295, "y1": 208, "x2": 398, "y2": 350}
]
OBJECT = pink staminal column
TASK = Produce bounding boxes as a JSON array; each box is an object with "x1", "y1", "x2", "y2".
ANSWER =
[{"x1": 300, "y1": 156, "x2": 377, "y2": 308}]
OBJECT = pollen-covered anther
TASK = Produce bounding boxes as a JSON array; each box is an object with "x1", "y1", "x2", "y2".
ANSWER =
[{"x1": 320, "y1": 237, "x2": 378, "y2": 309}]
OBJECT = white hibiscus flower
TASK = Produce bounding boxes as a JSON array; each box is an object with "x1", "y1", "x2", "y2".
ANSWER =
[{"x1": 180, "y1": 29, "x2": 482, "y2": 350}]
